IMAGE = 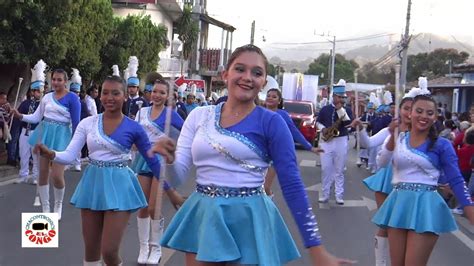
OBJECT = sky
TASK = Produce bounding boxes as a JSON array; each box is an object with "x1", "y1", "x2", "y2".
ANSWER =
[{"x1": 205, "y1": 0, "x2": 473, "y2": 51}]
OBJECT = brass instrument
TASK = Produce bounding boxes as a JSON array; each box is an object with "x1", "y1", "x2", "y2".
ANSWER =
[{"x1": 321, "y1": 113, "x2": 346, "y2": 142}]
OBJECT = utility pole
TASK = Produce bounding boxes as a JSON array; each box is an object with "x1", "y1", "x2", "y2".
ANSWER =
[
  {"x1": 250, "y1": 20, "x2": 255, "y2": 45},
  {"x1": 399, "y1": 0, "x2": 412, "y2": 92},
  {"x1": 329, "y1": 35, "x2": 336, "y2": 96}
]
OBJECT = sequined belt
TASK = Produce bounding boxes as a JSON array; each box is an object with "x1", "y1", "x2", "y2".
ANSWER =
[
  {"x1": 196, "y1": 184, "x2": 264, "y2": 198},
  {"x1": 43, "y1": 118, "x2": 70, "y2": 127},
  {"x1": 393, "y1": 182, "x2": 437, "y2": 192},
  {"x1": 89, "y1": 159, "x2": 128, "y2": 168}
]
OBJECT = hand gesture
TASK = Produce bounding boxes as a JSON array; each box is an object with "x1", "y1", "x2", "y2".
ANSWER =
[
  {"x1": 149, "y1": 137, "x2": 176, "y2": 164},
  {"x1": 309, "y1": 246, "x2": 356, "y2": 266},
  {"x1": 388, "y1": 118, "x2": 399, "y2": 135},
  {"x1": 34, "y1": 144, "x2": 55, "y2": 160},
  {"x1": 311, "y1": 147, "x2": 324, "y2": 154},
  {"x1": 10, "y1": 108, "x2": 22, "y2": 120}
]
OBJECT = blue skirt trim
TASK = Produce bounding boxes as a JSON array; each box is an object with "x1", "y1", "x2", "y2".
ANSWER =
[
  {"x1": 28, "y1": 120, "x2": 71, "y2": 151},
  {"x1": 363, "y1": 165, "x2": 393, "y2": 194},
  {"x1": 372, "y1": 183, "x2": 458, "y2": 234},
  {"x1": 160, "y1": 190, "x2": 301, "y2": 265},
  {"x1": 70, "y1": 164, "x2": 147, "y2": 212}
]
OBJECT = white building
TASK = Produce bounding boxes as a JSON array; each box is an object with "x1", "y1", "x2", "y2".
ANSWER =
[{"x1": 111, "y1": 0, "x2": 186, "y2": 77}]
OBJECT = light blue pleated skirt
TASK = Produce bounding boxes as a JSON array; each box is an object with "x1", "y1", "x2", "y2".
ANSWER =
[
  {"x1": 372, "y1": 183, "x2": 458, "y2": 234},
  {"x1": 160, "y1": 190, "x2": 301, "y2": 265},
  {"x1": 70, "y1": 163, "x2": 147, "y2": 212},
  {"x1": 28, "y1": 119, "x2": 71, "y2": 151},
  {"x1": 131, "y1": 152, "x2": 158, "y2": 177},
  {"x1": 363, "y1": 165, "x2": 393, "y2": 194}
]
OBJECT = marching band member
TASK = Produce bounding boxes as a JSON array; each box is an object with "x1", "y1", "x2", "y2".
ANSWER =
[
  {"x1": 132, "y1": 74, "x2": 185, "y2": 265},
  {"x1": 357, "y1": 85, "x2": 420, "y2": 266},
  {"x1": 12, "y1": 62, "x2": 81, "y2": 220},
  {"x1": 372, "y1": 86, "x2": 474, "y2": 266},
  {"x1": 68, "y1": 68, "x2": 85, "y2": 172},
  {"x1": 16, "y1": 68, "x2": 44, "y2": 184},
  {"x1": 358, "y1": 100, "x2": 376, "y2": 169},
  {"x1": 123, "y1": 56, "x2": 148, "y2": 119},
  {"x1": 36, "y1": 73, "x2": 161, "y2": 266},
  {"x1": 317, "y1": 79, "x2": 355, "y2": 204},
  {"x1": 152, "y1": 44, "x2": 354, "y2": 266}
]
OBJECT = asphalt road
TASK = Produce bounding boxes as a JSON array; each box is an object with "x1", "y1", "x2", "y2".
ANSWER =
[{"x1": 0, "y1": 141, "x2": 473, "y2": 265}]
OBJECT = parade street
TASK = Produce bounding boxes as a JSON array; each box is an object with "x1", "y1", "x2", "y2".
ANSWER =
[{"x1": 0, "y1": 141, "x2": 473, "y2": 266}]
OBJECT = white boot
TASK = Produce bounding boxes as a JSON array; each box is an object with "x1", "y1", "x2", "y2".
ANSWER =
[
  {"x1": 147, "y1": 218, "x2": 164, "y2": 265},
  {"x1": 38, "y1": 184, "x2": 50, "y2": 213},
  {"x1": 83, "y1": 260, "x2": 102, "y2": 266},
  {"x1": 374, "y1": 235, "x2": 388, "y2": 266},
  {"x1": 53, "y1": 187, "x2": 65, "y2": 220},
  {"x1": 137, "y1": 217, "x2": 150, "y2": 264}
]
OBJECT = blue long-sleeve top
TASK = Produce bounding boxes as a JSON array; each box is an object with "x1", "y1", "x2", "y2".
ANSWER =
[
  {"x1": 316, "y1": 104, "x2": 353, "y2": 137},
  {"x1": 57, "y1": 92, "x2": 81, "y2": 133},
  {"x1": 55, "y1": 115, "x2": 161, "y2": 178},
  {"x1": 168, "y1": 105, "x2": 322, "y2": 247},
  {"x1": 276, "y1": 109, "x2": 312, "y2": 150}
]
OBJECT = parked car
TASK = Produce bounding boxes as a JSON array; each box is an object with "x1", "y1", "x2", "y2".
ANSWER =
[{"x1": 283, "y1": 100, "x2": 318, "y2": 146}]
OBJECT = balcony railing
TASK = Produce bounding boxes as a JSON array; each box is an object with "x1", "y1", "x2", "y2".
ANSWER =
[
  {"x1": 158, "y1": 57, "x2": 188, "y2": 76},
  {"x1": 200, "y1": 48, "x2": 230, "y2": 72}
]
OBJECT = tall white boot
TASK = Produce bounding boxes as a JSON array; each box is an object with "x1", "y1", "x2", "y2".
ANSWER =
[
  {"x1": 147, "y1": 218, "x2": 164, "y2": 264},
  {"x1": 374, "y1": 235, "x2": 388, "y2": 266},
  {"x1": 83, "y1": 260, "x2": 102, "y2": 266},
  {"x1": 53, "y1": 187, "x2": 65, "y2": 220},
  {"x1": 137, "y1": 217, "x2": 150, "y2": 264},
  {"x1": 38, "y1": 184, "x2": 50, "y2": 213}
]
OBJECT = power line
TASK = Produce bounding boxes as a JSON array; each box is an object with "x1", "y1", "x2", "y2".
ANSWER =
[{"x1": 272, "y1": 33, "x2": 396, "y2": 46}]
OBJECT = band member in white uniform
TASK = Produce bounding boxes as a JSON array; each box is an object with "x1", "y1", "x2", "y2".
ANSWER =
[{"x1": 316, "y1": 80, "x2": 355, "y2": 204}]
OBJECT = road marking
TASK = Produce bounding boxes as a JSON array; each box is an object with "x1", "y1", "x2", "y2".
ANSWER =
[
  {"x1": 300, "y1": 159, "x2": 316, "y2": 167},
  {"x1": 340, "y1": 197, "x2": 377, "y2": 211},
  {"x1": 0, "y1": 178, "x2": 17, "y2": 187},
  {"x1": 451, "y1": 230, "x2": 474, "y2": 251}
]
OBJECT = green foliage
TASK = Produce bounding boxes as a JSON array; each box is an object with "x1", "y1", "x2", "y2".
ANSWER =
[
  {"x1": 97, "y1": 14, "x2": 168, "y2": 81},
  {"x1": 176, "y1": 4, "x2": 199, "y2": 61},
  {"x1": 407, "y1": 48, "x2": 469, "y2": 81},
  {"x1": 305, "y1": 53, "x2": 359, "y2": 84},
  {"x1": 0, "y1": 0, "x2": 114, "y2": 81}
]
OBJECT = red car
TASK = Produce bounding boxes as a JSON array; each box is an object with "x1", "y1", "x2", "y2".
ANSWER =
[{"x1": 283, "y1": 100, "x2": 318, "y2": 146}]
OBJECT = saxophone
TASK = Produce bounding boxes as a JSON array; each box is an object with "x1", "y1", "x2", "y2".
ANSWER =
[{"x1": 321, "y1": 112, "x2": 347, "y2": 142}]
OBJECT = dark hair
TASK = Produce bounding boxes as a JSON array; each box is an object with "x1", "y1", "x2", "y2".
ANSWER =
[
  {"x1": 444, "y1": 111, "x2": 452, "y2": 120},
  {"x1": 267, "y1": 88, "x2": 284, "y2": 109},
  {"x1": 51, "y1": 68, "x2": 68, "y2": 81},
  {"x1": 103, "y1": 75, "x2": 125, "y2": 93},
  {"x1": 0, "y1": 92, "x2": 6, "y2": 96},
  {"x1": 86, "y1": 86, "x2": 97, "y2": 95},
  {"x1": 413, "y1": 94, "x2": 438, "y2": 150},
  {"x1": 465, "y1": 128, "x2": 474, "y2": 145},
  {"x1": 225, "y1": 44, "x2": 268, "y2": 75},
  {"x1": 459, "y1": 111, "x2": 470, "y2": 122},
  {"x1": 154, "y1": 78, "x2": 170, "y2": 91},
  {"x1": 444, "y1": 119, "x2": 456, "y2": 130},
  {"x1": 399, "y1": 97, "x2": 414, "y2": 108}
]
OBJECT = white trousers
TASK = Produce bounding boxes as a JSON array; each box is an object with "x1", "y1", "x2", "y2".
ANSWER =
[
  {"x1": 319, "y1": 136, "x2": 348, "y2": 199},
  {"x1": 19, "y1": 127, "x2": 39, "y2": 179},
  {"x1": 368, "y1": 146, "x2": 381, "y2": 171}
]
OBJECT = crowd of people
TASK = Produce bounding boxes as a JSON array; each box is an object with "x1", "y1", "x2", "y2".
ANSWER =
[{"x1": 0, "y1": 44, "x2": 473, "y2": 266}]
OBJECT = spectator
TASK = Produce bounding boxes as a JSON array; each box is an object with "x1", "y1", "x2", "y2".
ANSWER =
[
  {"x1": 453, "y1": 127, "x2": 474, "y2": 214},
  {"x1": 184, "y1": 93, "x2": 198, "y2": 114},
  {"x1": 439, "y1": 120, "x2": 456, "y2": 141},
  {"x1": 454, "y1": 121, "x2": 472, "y2": 149}
]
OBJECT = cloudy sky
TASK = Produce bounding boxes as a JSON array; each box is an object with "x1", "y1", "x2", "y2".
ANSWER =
[{"x1": 205, "y1": 0, "x2": 473, "y2": 50}]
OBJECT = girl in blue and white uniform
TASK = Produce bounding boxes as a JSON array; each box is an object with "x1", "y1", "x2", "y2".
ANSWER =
[
  {"x1": 36, "y1": 75, "x2": 161, "y2": 266},
  {"x1": 356, "y1": 91, "x2": 414, "y2": 266},
  {"x1": 263, "y1": 87, "x2": 322, "y2": 197},
  {"x1": 372, "y1": 93, "x2": 474, "y2": 266},
  {"x1": 131, "y1": 78, "x2": 184, "y2": 265},
  {"x1": 152, "y1": 45, "x2": 353, "y2": 266},
  {"x1": 14, "y1": 68, "x2": 81, "y2": 220}
]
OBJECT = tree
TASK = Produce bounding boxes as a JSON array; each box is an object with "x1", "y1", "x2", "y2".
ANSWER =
[
  {"x1": 0, "y1": 0, "x2": 114, "y2": 99},
  {"x1": 407, "y1": 48, "x2": 469, "y2": 82},
  {"x1": 97, "y1": 15, "x2": 168, "y2": 81},
  {"x1": 305, "y1": 53, "x2": 359, "y2": 85},
  {"x1": 176, "y1": 4, "x2": 199, "y2": 65}
]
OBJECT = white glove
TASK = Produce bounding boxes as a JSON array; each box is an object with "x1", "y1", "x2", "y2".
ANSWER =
[{"x1": 336, "y1": 108, "x2": 350, "y2": 121}]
